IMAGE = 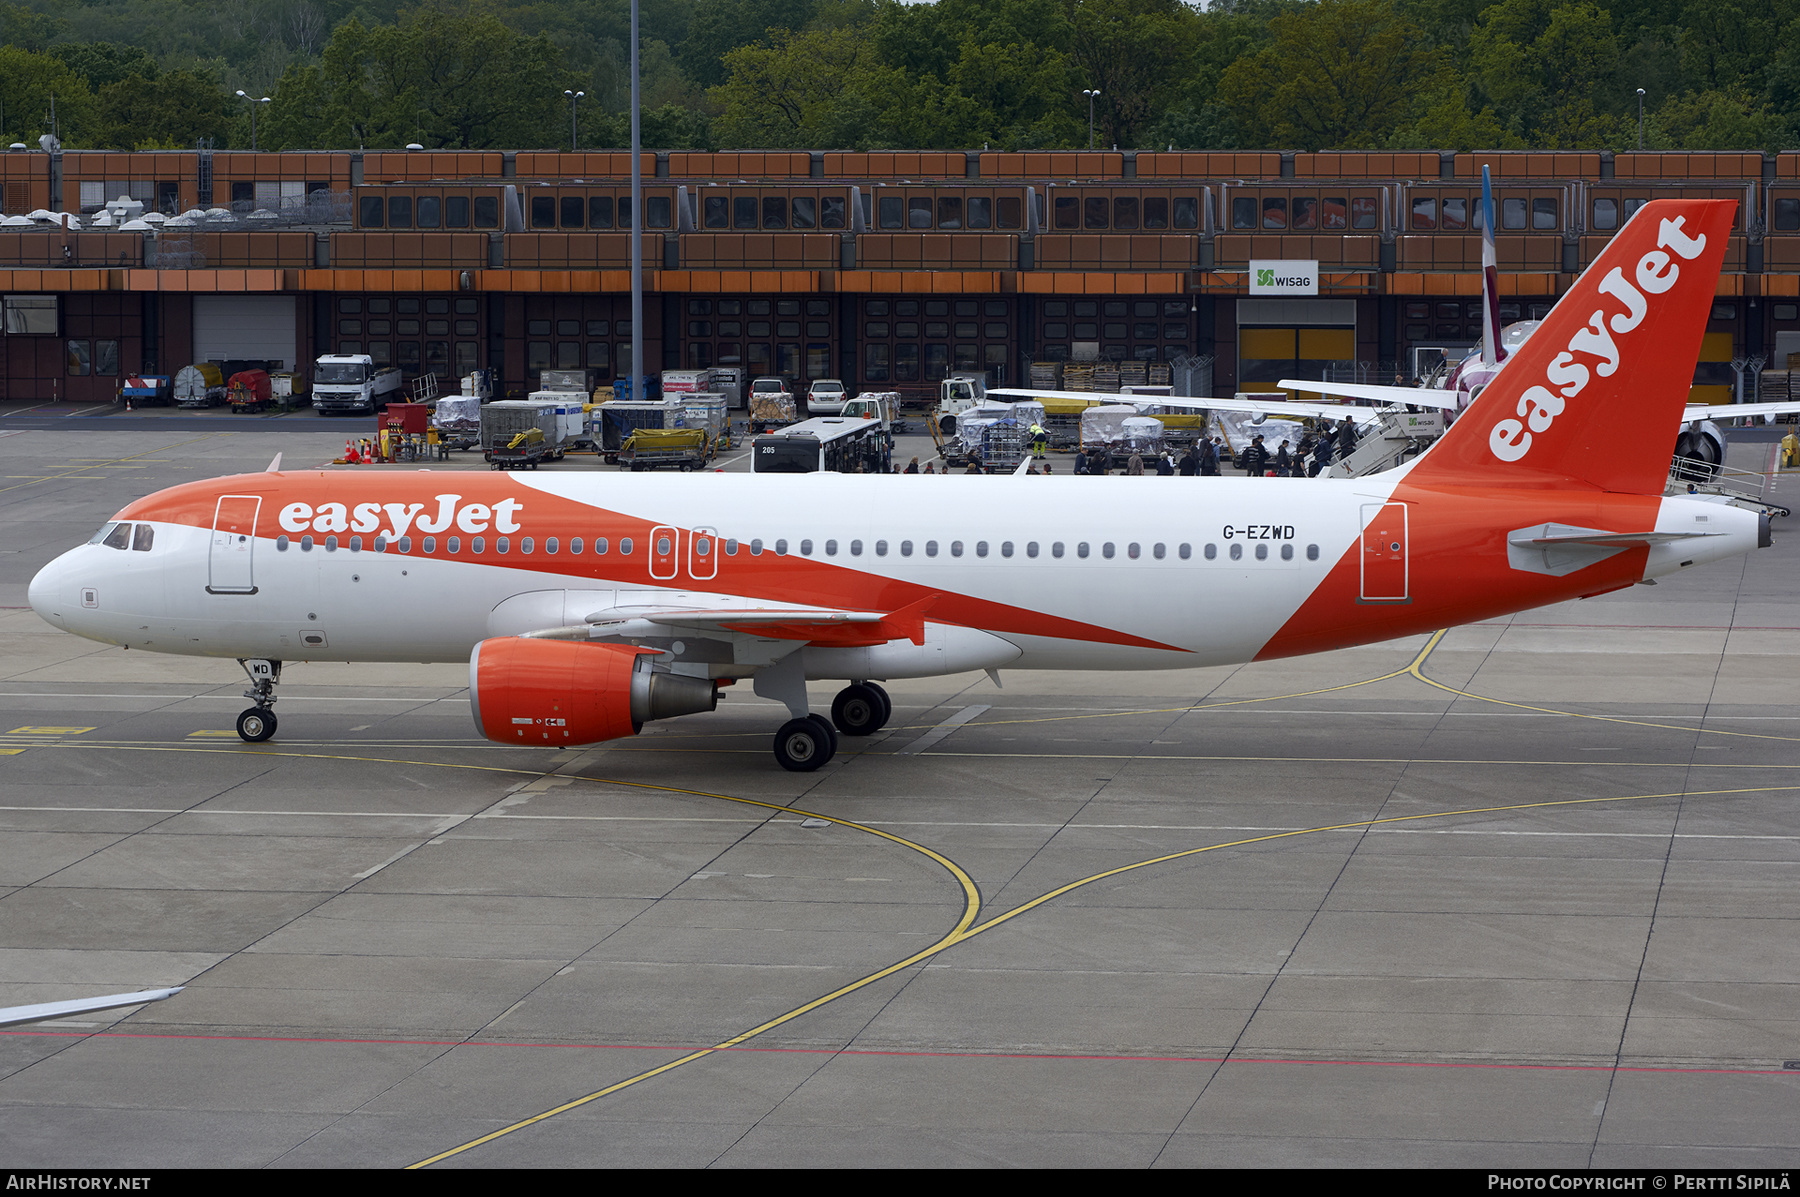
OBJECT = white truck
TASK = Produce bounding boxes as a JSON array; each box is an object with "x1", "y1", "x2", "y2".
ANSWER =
[
  {"x1": 933, "y1": 372, "x2": 988, "y2": 435},
  {"x1": 312, "y1": 354, "x2": 404, "y2": 415},
  {"x1": 840, "y1": 391, "x2": 901, "y2": 439}
]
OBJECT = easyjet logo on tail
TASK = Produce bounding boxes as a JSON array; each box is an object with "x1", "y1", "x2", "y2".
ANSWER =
[{"x1": 1488, "y1": 216, "x2": 1709, "y2": 463}]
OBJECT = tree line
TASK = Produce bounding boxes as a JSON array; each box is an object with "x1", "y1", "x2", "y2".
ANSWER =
[{"x1": 2, "y1": 0, "x2": 1798, "y2": 154}]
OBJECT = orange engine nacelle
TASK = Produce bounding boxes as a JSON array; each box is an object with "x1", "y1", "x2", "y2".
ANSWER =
[{"x1": 468, "y1": 637, "x2": 717, "y2": 746}]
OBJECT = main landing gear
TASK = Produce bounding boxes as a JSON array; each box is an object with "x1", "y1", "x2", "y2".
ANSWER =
[
  {"x1": 770, "y1": 682, "x2": 892, "y2": 773},
  {"x1": 830, "y1": 682, "x2": 891, "y2": 737},
  {"x1": 236, "y1": 658, "x2": 281, "y2": 743}
]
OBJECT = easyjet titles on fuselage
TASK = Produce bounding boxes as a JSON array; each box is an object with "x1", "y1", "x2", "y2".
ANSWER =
[
  {"x1": 1488, "y1": 214, "x2": 1710, "y2": 464},
  {"x1": 277, "y1": 493, "x2": 525, "y2": 539}
]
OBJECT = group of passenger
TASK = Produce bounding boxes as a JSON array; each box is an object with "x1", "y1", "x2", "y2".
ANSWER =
[
  {"x1": 899, "y1": 415, "x2": 1367, "y2": 477},
  {"x1": 1237, "y1": 417, "x2": 1362, "y2": 478}
]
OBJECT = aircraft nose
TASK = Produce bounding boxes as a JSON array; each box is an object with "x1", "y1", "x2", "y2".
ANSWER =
[{"x1": 28, "y1": 552, "x2": 72, "y2": 631}]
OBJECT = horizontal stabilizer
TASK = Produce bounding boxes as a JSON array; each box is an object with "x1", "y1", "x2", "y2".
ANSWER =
[
  {"x1": 1682, "y1": 400, "x2": 1800, "y2": 422},
  {"x1": 0, "y1": 987, "x2": 182, "y2": 1029}
]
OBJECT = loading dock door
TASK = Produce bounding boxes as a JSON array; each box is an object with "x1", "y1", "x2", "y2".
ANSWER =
[{"x1": 193, "y1": 296, "x2": 298, "y2": 371}]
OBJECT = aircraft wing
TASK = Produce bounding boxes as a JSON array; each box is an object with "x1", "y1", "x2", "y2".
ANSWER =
[
  {"x1": 528, "y1": 597, "x2": 941, "y2": 651},
  {"x1": 0, "y1": 987, "x2": 181, "y2": 1029},
  {"x1": 1682, "y1": 400, "x2": 1800, "y2": 423},
  {"x1": 987, "y1": 387, "x2": 1388, "y2": 426},
  {"x1": 1275, "y1": 379, "x2": 1461, "y2": 409}
]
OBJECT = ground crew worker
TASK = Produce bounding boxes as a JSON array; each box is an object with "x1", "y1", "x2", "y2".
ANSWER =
[
  {"x1": 1029, "y1": 422, "x2": 1048, "y2": 459},
  {"x1": 1784, "y1": 428, "x2": 1800, "y2": 469}
]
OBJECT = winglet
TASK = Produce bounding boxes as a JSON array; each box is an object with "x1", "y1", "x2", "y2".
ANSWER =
[{"x1": 265, "y1": 453, "x2": 283, "y2": 473}]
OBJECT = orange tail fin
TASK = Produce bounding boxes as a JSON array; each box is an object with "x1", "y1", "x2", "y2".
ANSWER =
[{"x1": 1409, "y1": 198, "x2": 1737, "y2": 495}]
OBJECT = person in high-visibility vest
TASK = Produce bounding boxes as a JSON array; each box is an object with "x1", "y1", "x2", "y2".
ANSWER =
[
  {"x1": 1029, "y1": 422, "x2": 1048, "y2": 459},
  {"x1": 1782, "y1": 429, "x2": 1800, "y2": 469}
]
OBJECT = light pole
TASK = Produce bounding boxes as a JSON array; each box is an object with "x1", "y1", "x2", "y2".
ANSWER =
[
  {"x1": 235, "y1": 91, "x2": 270, "y2": 152},
  {"x1": 1637, "y1": 88, "x2": 1646, "y2": 150},
  {"x1": 1082, "y1": 89, "x2": 1100, "y2": 151},
  {"x1": 564, "y1": 89, "x2": 584, "y2": 152}
]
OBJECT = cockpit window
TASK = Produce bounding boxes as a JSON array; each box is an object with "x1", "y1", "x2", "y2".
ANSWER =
[
  {"x1": 102, "y1": 523, "x2": 132, "y2": 550},
  {"x1": 132, "y1": 524, "x2": 154, "y2": 552},
  {"x1": 90, "y1": 522, "x2": 120, "y2": 545}
]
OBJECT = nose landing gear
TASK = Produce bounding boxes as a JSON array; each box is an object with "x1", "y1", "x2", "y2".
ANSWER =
[{"x1": 236, "y1": 659, "x2": 281, "y2": 743}]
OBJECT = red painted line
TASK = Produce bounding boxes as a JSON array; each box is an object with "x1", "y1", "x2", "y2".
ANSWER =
[{"x1": 2, "y1": 1028, "x2": 1789, "y2": 1076}]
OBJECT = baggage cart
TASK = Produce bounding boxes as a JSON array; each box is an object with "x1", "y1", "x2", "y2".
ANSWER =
[{"x1": 619, "y1": 427, "x2": 711, "y2": 471}]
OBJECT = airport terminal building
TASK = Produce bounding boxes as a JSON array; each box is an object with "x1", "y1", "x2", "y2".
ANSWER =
[{"x1": 2, "y1": 147, "x2": 1795, "y2": 405}]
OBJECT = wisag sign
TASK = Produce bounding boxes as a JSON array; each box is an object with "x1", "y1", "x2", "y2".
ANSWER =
[{"x1": 1249, "y1": 260, "x2": 1319, "y2": 296}]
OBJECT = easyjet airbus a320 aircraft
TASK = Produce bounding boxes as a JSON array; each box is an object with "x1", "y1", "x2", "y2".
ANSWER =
[{"x1": 28, "y1": 200, "x2": 1773, "y2": 771}]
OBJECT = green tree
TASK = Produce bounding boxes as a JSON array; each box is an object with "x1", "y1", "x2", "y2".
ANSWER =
[
  {"x1": 710, "y1": 25, "x2": 900, "y2": 148},
  {"x1": 0, "y1": 45, "x2": 98, "y2": 147},
  {"x1": 1648, "y1": 88, "x2": 1792, "y2": 151},
  {"x1": 1467, "y1": 0, "x2": 1630, "y2": 148},
  {"x1": 1217, "y1": 0, "x2": 1446, "y2": 151},
  {"x1": 96, "y1": 69, "x2": 236, "y2": 151},
  {"x1": 0, "y1": 0, "x2": 68, "y2": 54},
  {"x1": 1062, "y1": 0, "x2": 1201, "y2": 148},
  {"x1": 679, "y1": 0, "x2": 820, "y2": 81},
  {"x1": 264, "y1": 10, "x2": 570, "y2": 149},
  {"x1": 50, "y1": 42, "x2": 161, "y2": 91}
]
